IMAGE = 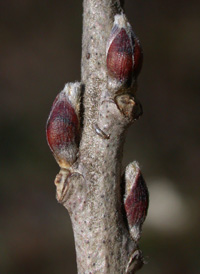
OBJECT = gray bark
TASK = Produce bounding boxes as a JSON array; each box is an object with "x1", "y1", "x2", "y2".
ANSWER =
[{"x1": 54, "y1": 1, "x2": 146, "y2": 273}]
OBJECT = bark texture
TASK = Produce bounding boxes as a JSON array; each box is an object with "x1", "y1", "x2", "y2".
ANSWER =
[{"x1": 52, "y1": 1, "x2": 147, "y2": 273}]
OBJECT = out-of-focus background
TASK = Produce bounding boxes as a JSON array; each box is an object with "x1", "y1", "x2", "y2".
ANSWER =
[{"x1": 1, "y1": 0, "x2": 200, "y2": 273}]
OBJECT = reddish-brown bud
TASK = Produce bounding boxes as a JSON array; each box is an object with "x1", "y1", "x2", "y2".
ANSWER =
[
  {"x1": 46, "y1": 82, "x2": 81, "y2": 168},
  {"x1": 107, "y1": 27, "x2": 133, "y2": 83},
  {"x1": 124, "y1": 162, "x2": 149, "y2": 242},
  {"x1": 106, "y1": 14, "x2": 143, "y2": 87}
]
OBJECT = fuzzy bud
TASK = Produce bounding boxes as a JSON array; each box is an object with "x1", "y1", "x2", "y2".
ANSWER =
[
  {"x1": 46, "y1": 82, "x2": 81, "y2": 168},
  {"x1": 106, "y1": 13, "x2": 143, "y2": 88},
  {"x1": 124, "y1": 161, "x2": 149, "y2": 242}
]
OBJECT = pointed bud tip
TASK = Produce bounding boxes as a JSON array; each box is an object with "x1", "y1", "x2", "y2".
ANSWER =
[{"x1": 62, "y1": 82, "x2": 81, "y2": 110}]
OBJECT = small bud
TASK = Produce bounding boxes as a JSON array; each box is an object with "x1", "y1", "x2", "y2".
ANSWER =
[
  {"x1": 125, "y1": 250, "x2": 144, "y2": 274},
  {"x1": 54, "y1": 168, "x2": 71, "y2": 202},
  {"x1": 124, "y1": 161, "x2": 149, "y2": 242},
  {"x1": 115, "y1": 94, "x2": 143, "y2": 119},
  {"x1": 46, "y1": 82, "x2": 81, "y2": 168},
  {"x1": 106, "y1": 14, "x2": 143, "y2": 87}
]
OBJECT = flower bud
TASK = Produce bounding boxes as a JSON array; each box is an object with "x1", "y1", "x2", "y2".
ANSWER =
[
  {"x1": 124, "y1": 161, "x2": 149, "y2": 242},
  {"x1": 106, "y1": 14, "x2": 143, "y2": 87},
  {"x1": 46, "y1": 82, "x2": 81, "y2": 168}
]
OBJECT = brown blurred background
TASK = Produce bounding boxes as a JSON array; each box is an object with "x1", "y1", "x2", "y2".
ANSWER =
[{"x1": 0, "y1": 0, "x2": 200, "y2": 273}]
